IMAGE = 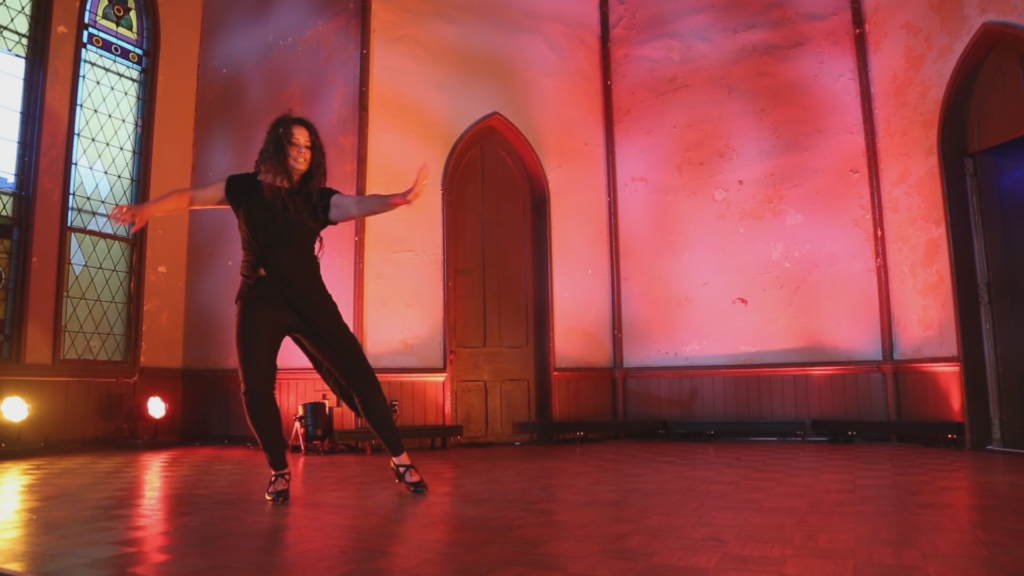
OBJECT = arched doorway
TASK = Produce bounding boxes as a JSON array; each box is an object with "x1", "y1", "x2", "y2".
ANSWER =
[
  {"x1": 442, "y1": 113, "x2": 552, "y2": 443},
  {"x1": 940, "y1": 23, "x2": 1024, "y2": 449}
]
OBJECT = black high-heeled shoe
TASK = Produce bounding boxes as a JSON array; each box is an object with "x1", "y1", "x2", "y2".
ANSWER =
[
  {"x1": 390, "y1": 462, "x2": 428, "y2": 494},
  {"x1": 265, "y1": 470, "x2": 290, "y2": 503}
]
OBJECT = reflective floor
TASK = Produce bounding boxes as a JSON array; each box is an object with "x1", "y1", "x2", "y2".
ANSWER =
[{"x1": 0, "y1": 440, "x2": 1022, "y2": 575}]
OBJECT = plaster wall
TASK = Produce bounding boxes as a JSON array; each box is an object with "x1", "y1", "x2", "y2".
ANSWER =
[
  {"x1": 864, "y1": 0, "x2": 1024, "y2": 359},
  {"x1": 610, "y1": 0, "x2": 880, "y2": 366},
  {"x1": 183, "y1": 0, "x2": 362, "y2": 368},
  {"x1": 139, "y1": 0, "x2": 204, "y2": 367},
  {"x1": 365, "y1": 0, "x2": 612, "y2": 368}
]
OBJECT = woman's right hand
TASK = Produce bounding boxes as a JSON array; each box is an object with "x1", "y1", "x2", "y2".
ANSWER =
[
  {"x1": 108, "y1": 181, "x2": 226, "y2": 234},
  {"x1": 110, "y1": 203, "x2": 150, "y2": 234}
]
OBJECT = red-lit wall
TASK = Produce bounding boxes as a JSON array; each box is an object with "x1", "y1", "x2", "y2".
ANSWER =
[
  {"x1": 352, "y1": 0, "x2": 994, "y2": 427},
  {"x1": 866, "y1": 0, "x2": 1024, "y2": 359},
  {"x1": 183, "y1": 0, "x2": 363, "y2": 369},
  {"x1": 610, "y1": 0, "x2": 880, "y2": 366},
  {"x1": 359, "y1": 0, "x2": 975, "y2": 371},
  {"x1": 355, "y1": 1, "x2": 1024, "y2": 428}
]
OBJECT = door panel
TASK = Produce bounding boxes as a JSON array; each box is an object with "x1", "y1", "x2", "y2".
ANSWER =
[
  {"x1": 453, "y1": 269, "x2": 483, "y2": 348},
  {"x1": 446, "y1": 127, "x2": 536, "y2": 442},
  {"x1": 455, "y1": 380, "x2": 487, "y2": 439},
  {"x1": 499, "y1": 380, "x2": 531, "y2": 437},
  {"x1": 493, "y1": 147, "x2": 529, "y2": 348},
  {"x1": 976, "y1": 136, "x2": 1024, "y2": 449}
]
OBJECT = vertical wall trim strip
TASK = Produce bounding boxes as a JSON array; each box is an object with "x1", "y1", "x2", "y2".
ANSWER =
[
  {"x1": 12, "y1": 0, "x2": 54, "y2": 363},
  {"x1": 353, "y1": 0, "x2": 372, "y2": 342},
  {"x1": 132, "y1": 0, "x2": 161, "y2": 368},
  {"x1": 599, "y1": 0, "x2": 626, "y2": 419},
  {"x1": 850, "y1": 0, "x2": 898, "y2": 419}
]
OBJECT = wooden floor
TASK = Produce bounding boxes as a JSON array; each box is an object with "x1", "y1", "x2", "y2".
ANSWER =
[{"x1": 1, "y1": 440, "x2": 1022, "y2": 575}]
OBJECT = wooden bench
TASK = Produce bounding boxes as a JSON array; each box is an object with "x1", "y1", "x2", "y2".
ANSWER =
[
  {"x1": 811, "y1": 420, "x2": 963, "y2": 446},
  {"x1": 671, "y1": 420, "x2": 807, "y2": 440},
  {"x1": 332, "y1": 425, "x2": 464, "y2": 449},
  {"x1": 512, "y1": 420, "x2": 669, "y2": 440}
]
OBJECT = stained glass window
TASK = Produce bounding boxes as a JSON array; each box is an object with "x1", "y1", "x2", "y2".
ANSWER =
[
  {"x1": 61, "y1": 0, "x2": 150, "y2": 362},
  {"x1": 0, "y1": 0, "x2": 37, "y2": 361}
]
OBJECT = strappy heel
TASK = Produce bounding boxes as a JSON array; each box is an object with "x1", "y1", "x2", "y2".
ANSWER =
[
  {"x1": 390, "y1": 462, "x2": 428, "y2": 494},
  {"x1": 265, "y1": 470, "x2": 290, "y2": 503}
]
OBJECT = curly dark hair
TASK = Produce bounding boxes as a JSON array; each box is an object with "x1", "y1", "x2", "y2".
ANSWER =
[{"x1": 254, "y1": 113, "x2": 328, "y2": 225}]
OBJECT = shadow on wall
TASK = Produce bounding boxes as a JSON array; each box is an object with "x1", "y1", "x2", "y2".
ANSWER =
[
  {"x1": 366, "y1": 315, "x2": 444, "y2": 368},
  {"x1": 184, "y1": 0, "x2": 363, "y2": 370},
  {"x1": 626, "y1": 344, "x2": 883, "y2": 367},
  {"x1": 556, "y1": 327, "x2": 614, "y2": 368}
]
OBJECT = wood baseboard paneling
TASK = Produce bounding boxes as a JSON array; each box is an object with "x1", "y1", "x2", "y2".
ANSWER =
[
  {"x1": 552, "y1": 360, "x2": 963, "y2": 424},
  {"x1": 553, "y1": 369, "x2": 615, "y2": 421},
  {"x1": 12, "y1": 360, "x2": 956, "y2": 448},
  {"x1": 181, "y1": 368, "x2": 448, "y2": 444},
  {"x1": 0, "y1": 367, "x2": 183, "y2": 445}
]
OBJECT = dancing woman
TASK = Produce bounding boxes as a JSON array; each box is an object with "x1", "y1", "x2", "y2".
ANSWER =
[{"x1": 112, "y1": 113, "x2": 429, "y2": 502}]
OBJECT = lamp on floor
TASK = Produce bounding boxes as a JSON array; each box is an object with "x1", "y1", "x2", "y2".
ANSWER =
[
  {"x1": 1, "y1": 395, "x2": 30, "y2": 447},
  {"x1": 290, "y1": 400, "x2": 333, "y2": 454},
  {"x1": 146, "y1": 396, "x2": 167, "y2": 438},
  {"x1": 110, "y1": 385, "x2": 175, "y2": 450}
]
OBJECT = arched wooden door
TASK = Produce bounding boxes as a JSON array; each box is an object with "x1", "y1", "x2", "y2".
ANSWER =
[
  {"x1": 941, "y1": 23, "x2": 1024, "y2": 449},
  {"x1": 443, "y1": 114, "x2": 551, "y2": 443}
]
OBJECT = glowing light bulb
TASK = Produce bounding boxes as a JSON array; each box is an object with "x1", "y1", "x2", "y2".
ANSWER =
[
  {"x1": 146, "y1": 396, "x2": 167, "y2": 420},
  {"x1": 1, "y1": 397, "x2": 29, "y2": 423}
]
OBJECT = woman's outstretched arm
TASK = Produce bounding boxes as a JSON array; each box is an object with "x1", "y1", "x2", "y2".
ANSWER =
[
  {"x1": 111, "y1": 179, "x2": 227, "y2": 234},
  {"x1": 328, "y1": 164, "x2": 428, "y2": 224}
]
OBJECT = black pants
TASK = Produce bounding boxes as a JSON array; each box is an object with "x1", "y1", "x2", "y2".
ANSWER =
[{"x1": 236, "y1": 277, "x2": 405, "y2": 472}]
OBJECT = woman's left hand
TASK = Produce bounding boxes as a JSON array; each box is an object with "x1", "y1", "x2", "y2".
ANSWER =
[
  {"x1": 330, "y1": 165, "x2": 430, "y2": 223},
  {"x1": 402, "y1": 164, "x2": 429, "y2": 205}
]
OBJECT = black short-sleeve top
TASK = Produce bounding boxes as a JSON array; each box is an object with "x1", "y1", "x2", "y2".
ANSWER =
[{"x1": 224, "y1": 172, "x2": 339, "y2": 302}]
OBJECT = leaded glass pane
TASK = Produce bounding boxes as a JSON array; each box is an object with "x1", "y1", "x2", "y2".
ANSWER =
[
  {"x1": 0, "y1": 230, "x2": 17, "y2": 359},
  {"x1": 62, "y1": 231, "x2": 133, "y2": 361},
  {"x1": 68, "y1": 48, "x2": 141, "y2": 236},
  {"x1": 0, "y1": 0, "x2": 33, "y2": 57},
  {"x1": 0, "y1": 0, "x2": 32, "y2": 361},
  {"x1": 85, "y1": 31, "x2": 144, "y2": 69},
  {"x1": 60, "y1": 0, "x2": 147, "y2": 363},
  {"x1": 0, "y1": 49, "x2": 26, "y2": 194},
  {"x1": 87, "y1": 0, "x2": 144, "y2": 51},
  {"x1": 0, "y1": 190, "x2": 14, "y2": 218}
]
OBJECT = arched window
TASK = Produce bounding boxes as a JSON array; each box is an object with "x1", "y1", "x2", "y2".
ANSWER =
[
  {"x1": 0, "y1": 0, "x2": 42, "y2": 361},
  {"x1": 61, "y1": 0, "x2": 152, "y2": 362}
]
